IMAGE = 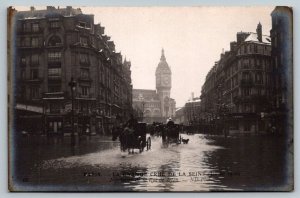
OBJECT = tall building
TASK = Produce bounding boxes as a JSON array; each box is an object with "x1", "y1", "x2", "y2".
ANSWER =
[
  {"x1": 132, "y1": 49, "x2": 176, "y2": 123},
  {"x1": 270, "y1": 6, "x2": 293, "y2": 136},
  {"x1": 201, "y1": 23, "x2": 274, "y2": 134},
  {"x1": 13, "y1": 6, "x2": 133, "y2": 135}
]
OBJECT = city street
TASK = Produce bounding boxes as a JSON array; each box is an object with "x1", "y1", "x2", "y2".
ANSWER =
[{"x1": 12, "y1": 133, "x2": 288, "y2": 191}]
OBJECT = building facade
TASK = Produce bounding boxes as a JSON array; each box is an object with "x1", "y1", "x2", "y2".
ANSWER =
[
  {"x1": 200, "y1": 23, "x2": 274, "y2": 134},
  {"x1": 14, "y1": 6, "x2": 133, "y2": 135},
  {"x1": 132, "y1": 49, "x2": 176, "y2": 123}
]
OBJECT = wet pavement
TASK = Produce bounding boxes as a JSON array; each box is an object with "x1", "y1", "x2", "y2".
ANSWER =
[{"x1": 11, "y1": 133, "x2": 291, "y2": 191}]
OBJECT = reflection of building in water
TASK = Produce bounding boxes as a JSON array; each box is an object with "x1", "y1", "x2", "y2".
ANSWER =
[{"x1": 133, "y1": 49, "x2": 176, "y2": 123}]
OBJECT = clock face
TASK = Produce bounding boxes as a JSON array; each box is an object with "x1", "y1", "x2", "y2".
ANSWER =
[{"x1": 163, "y1": 76, "x2": 170, "y2": 86}]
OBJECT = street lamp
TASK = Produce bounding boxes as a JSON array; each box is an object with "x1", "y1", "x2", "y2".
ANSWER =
[{"x1": 68, "y1": 77, "x2": 77, "y2": 147}]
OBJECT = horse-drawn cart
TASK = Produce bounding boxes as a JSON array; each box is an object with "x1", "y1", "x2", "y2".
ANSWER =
[
  {"x1": 162, "y1": 123, "x2": 181, "y2": 145},
  {"x1": 112, "y1": 122, "x2": 151, "y2": 153}
]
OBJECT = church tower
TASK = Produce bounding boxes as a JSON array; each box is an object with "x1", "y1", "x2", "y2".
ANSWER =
[{"x1": 155, "y1": 49, "x2": 172, "y2": 118}]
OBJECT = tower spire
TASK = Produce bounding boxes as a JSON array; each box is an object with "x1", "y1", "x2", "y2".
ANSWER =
[{"x1": 160, "y1": 48, "x2": 166, "y2": 61}]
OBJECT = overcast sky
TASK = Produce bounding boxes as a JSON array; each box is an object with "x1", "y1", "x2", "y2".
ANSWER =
[{"x1": 16, "y1": 6, "x2": 274, "y2": 107}]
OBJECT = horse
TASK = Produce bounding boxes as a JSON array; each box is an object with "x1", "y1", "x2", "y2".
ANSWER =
[{"x1": 112, "y1": 126, "x2": 143, "y2": 154}]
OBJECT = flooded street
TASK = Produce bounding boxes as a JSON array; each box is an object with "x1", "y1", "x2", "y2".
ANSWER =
[{"x1": 12, "y1": 133, "x2": 289, "y2": 191}]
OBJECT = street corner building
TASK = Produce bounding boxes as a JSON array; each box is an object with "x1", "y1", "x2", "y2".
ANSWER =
[
  {"x1": 199, "y1": 8, "x2": 293, "y2": 137},
  {"x1": 132, "y1": 49, "x2": 176, "y2": 123},
  {"x1": 8, "y1": 6, "x2": 133, "y2": 137}
]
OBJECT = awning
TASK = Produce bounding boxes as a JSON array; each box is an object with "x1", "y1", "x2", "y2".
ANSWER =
[
  {"x1": 42, "y1": 97, "x2": 65, "y2": 100},
  {"x1": 15, "y1": 103, "x2": 43, "y2": 114}
]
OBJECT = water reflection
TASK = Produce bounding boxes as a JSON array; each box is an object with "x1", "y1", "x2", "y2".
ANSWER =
[{"x1": 14, "y1": 134, "x2": 287, "y2": 191}]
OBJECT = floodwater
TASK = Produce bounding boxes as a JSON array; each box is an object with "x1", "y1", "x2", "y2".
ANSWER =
[{"x1": 11, "y1": 133, "x2": 291, "y2": 191}]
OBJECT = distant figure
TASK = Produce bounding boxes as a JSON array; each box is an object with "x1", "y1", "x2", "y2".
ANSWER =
[
  {"x1": 166, "y1": 118, "x2": 174, "y2": 127},
  {"x1": 126, "y1": 114, "x2": 137, "y2": 129}
]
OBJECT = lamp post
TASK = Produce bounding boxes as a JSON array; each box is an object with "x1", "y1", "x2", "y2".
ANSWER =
[{"x1": 68, "y1": 77, "x2": 77, "y2": 147}]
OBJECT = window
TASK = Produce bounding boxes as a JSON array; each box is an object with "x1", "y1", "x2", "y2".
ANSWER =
[
  {"x1": 244, "y1": 121, "x2": 251, "y2": 131},
  {"x1": 80, "y1": 36, "x2": 88, "y2": 46},
  {"x1": 48, "y1": 51, "x2": 61, "y2": 64},
  {"x1": 254, "y1": 45, "x2": 258, "y2": 53},
  {"x1": 257, "y1": 88, "x2": 262, "y2": 95},
  {"x1": 80, "y1": 68, "x2": 90, "y2": 79},
  {"x1": 48, "y1": 68, "x2": 61, "y2": 79},
  {"x1": 30, "y1": 69, "x2": 38, "y2": 79},
  {"x1": 32, "y1": 23, "x2": 39, "y2": 32},
  {"x1": 243, "y1": 59, "x2": 249, "y2": 69},
  {"x1": 48, "y1": 85, "x2": 61, "y2": 93},
  {"x1": 21, "y1": 69, "x2": 26, "y2": 80},
  {"x1": 50, "y1": 21, "x2": 60, "y2": 29},
  {"x1": 49, "y1": 104, "x2": 61, "y2": 114},
  {"x1": 31, "y1": 37, "x2": 39, "y2": 47},
  {"x1": 243, "y1": 88, "x2": 251, "y2": 96},
  {"x1": 20, "y1": 56, "x2": 26, "y2": 66},
  {"x1": 22, "y1": 23, "x2": 31, "y2": 32},
  {"x1": 20, "y1": 86, "x2": 26, "y2": 98},
  {"x1": 250, "y1": 58, "x2": 254, "y2": 67},
  {"x1": 78, "y1": 21, "x2": 90, "y2": 28},
  {"x1": 242, "y1": 72, "x2": 250, "y2": 81},
  {"x1": 81, "y1": 86, "x2": 90, "y2": 96},
  {"x1": 30, "y1": 86, "x2": 39, "y2": 99},
  {"x1": 48, "y1": 36, "x2": 62, "y2": 46},
  {"x1": 255, "y1": 73, "x2": 263, "y2": 84},
  {"x1": 30, "y1": 54, "x2": 39, "y2": 65},
  {"x1": 80, "y1": 53, "x2": 89, "y2": 65}
]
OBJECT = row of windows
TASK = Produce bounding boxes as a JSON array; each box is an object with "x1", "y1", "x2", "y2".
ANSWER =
[
  {"x1": 22, "y1": 23, "x2": 40, "y2": 32},
  {"x1": 20, "y1": 85, "x2": 92, "y2": 98},
  {"x1": 20, "y1": 51, "x2": 92, "y2": 66},
  {"x1": 238, "y1": 44, "x2": 271, "y2": 55},
  {"x1": 21, "y1": 68, "x2": 92, "y2": 81},
  {"x1": 19, "y1": 37, "x2": 40, "y2": 47},
  {"x1": 237, "y1": 58, "x2": 271, "y2": 70},
  {"x1": 20, "y1": 54, "x2": 39, "y2": 66},
  {"x1": 241, "y1": 88, "x2": 265, "y2": 96}
]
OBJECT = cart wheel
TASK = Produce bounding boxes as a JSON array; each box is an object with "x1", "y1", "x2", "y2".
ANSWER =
[{"x1": 147, "y1": 137, "x2": 151, "y2": 150}]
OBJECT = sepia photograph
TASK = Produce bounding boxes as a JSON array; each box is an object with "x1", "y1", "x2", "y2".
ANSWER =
[{"x1": 7, "y1": 5, "x2": 293, "y2": 192}]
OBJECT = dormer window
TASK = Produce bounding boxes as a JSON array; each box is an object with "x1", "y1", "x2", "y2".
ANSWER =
[{"x1": 79, "y1": 21, "x2": 86, "y2": 27}]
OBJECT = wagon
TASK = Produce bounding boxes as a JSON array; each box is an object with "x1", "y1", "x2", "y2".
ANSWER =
[
  {"x1": 112, "y1": 122, "x2": 151, "y2": 153},
  {"x1": 162, "y1": 124, "x2": 181, "y2": 145}
]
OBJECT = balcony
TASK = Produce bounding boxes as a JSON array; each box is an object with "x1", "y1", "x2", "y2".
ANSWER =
[
  {"x1": 22, "y1": 78, "x2": 43, "y2": 84},
  {"x1": 18, "y1": 44, "x2": 42, "y2": 50},
  {"x1": 78, "y1": 77, "x2": 92, "y2": 83},
  {"x1": 240, "y1": 79, "x2": 253, "y2": 87},
  {"x1": 17, "y1": 28, "x2": 43, "y2": 35},
  {"x1": 48, "y1": 76, "x2": 62, "y2": 82}
]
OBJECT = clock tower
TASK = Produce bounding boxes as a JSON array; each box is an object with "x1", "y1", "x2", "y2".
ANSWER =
[{"x1": 155, "y1": 48, "x2": 172, "y2": 118}]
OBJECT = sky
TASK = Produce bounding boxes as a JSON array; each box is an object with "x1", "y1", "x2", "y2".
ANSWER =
[
  {"x1": 81, "y1": 7, "x2": 273, "y2": 107},
  {"x1": 16, "y1": 6, "x2": 274, "y2": 107}
]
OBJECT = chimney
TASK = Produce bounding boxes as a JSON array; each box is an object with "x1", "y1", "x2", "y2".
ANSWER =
[
  {"x1": 230, "y1": 41, "x2": 237, "y2": 51},
  {"x1": 256, "y1": 22, "x2": 262, "y2": 42},
  {"x1": 30, "y1": 6, "x2": 35, "y2": 11},
  {"x1": 191, "y1": 92, "x2": 194, "y2": 100},
  {"x1": 66, "y1": 6, "x2": 72, "y2": 15},
  {"x1": 236, "y1": 32, "x2": 250, "y2": 44},
  {"x1": 46, "y1": 6, "x2": 55, "y2": 11}
]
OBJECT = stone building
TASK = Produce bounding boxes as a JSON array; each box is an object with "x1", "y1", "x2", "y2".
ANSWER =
[
  {"x1": 184, "y1": 95, "x2": 202, "y2": 126},
  {"x1": 201, "y1": 23, "x2": 273, "y2": 134},
  {"x1": 132, "y1": 49, "x2": 176, "y2": 123},
  {"x1": 13, "y1": 6, "x2": 132, "y2": 135}
]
